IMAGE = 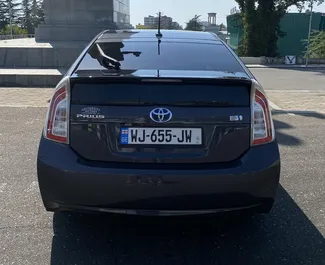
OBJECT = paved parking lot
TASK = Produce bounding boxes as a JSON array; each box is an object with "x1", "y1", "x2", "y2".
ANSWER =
[
  {"x1": 250, "y1": 68, "x2": 325, "y2": 114},
  {"x1": 0, "y1": 68, "x2": 324, "y2": 265}
]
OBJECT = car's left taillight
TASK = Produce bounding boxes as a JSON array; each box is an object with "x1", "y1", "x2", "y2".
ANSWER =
[{"x1": 44, "y1": 78, "x2": 70, "y2": 144}]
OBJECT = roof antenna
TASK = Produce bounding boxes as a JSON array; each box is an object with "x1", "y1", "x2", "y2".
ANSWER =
[
  {"x1": 156, "y1": 11, "x2": 163, "y2": 55},
  {"x1": 156, "y1": 12, "x2": 163, "y2": 39}
]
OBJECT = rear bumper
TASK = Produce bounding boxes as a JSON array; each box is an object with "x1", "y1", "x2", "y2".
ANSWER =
[{"x1": 37, "y1": 137, "x2": 281, "y2": 215}]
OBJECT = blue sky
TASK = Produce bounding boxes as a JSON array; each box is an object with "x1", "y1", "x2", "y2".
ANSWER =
[{"x1": 130, "y1": 0, "x2": 325, "y2": 27}]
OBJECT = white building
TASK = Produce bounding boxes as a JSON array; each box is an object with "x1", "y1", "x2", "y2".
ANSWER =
[
  {"x1": 144, "y1": 15, "x2": 173, "y2": 28},
  {"x1": 144, "y1": 15, "x2": 156, "y2": 27}
]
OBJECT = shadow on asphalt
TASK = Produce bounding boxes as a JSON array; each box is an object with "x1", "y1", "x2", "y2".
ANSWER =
[
  {"x1": 273, "y1": 118, "x2": 304, "y2": 147},
  {"x1": 50, "y1": 185, "x2": 325, "y2": 265},
  {"x1": 272, "y1": 110, "x2": 325, "y2": 146}
]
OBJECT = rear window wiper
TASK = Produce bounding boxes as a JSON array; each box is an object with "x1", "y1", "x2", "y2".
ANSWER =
[{"x1": 96, "y1": 43, "x2": 121, "y2": 70}]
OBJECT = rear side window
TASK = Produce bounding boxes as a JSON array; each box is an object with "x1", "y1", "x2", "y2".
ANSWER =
[{"x1": 77, "y1": 40, "x2": 244, "y2": 73}]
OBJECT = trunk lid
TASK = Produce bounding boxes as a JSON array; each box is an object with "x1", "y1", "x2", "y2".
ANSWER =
[{"x1": 69, "y1": 75, "x2": 252, "y2": 165}]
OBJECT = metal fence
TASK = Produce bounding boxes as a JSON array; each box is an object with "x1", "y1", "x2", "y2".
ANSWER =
[{"x1": 0, "y1": 34, "x2": 35, "y2": 40}]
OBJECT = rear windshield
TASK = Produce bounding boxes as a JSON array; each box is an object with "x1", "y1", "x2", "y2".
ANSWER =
[{"x1": 76, "y1": 40, "x2": 245, "y2": 73}]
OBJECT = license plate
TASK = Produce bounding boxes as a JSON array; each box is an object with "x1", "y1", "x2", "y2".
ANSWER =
[{"x1": 120, "y1": 127, "x2": 202, "y2": 145}]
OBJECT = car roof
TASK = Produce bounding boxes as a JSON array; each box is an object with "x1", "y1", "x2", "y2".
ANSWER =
[{"x1": 96, "y1": 29, "x2": 222, "y2": 44}]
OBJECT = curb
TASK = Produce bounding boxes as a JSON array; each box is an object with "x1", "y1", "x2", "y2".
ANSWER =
[{"x1": 247, "y1": 64, "x2": 325, "y2": 69}]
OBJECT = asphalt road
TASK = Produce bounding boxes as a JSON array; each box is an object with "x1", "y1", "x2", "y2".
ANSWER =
[
  {"x1": 1, "y1": 68, "x2": 325, "y2": 265},
  {"x1": 250, "y1": 67, "x2": 325, "y2": 91}
]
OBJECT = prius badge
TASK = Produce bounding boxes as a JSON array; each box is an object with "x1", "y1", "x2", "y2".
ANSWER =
[
  {"x1": 150, "y1": 108, "x2": 172, "y2": 123},
  {"x1": 76, "y1": 107, "x2": 105, "y2": 119}
]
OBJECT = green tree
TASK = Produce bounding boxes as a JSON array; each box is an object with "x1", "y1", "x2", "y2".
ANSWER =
[
  {"x1": 20, "y1": 0, "x2": 32, "y2": 33},
  {"x1": 236, "y1": 0, "x2": 259, "y2": 56},
  {"x1": 17, "y1": 0, "x2": 44, "y2": 34},
  {"x1": 37, "y1": 0, "x2": 45, "y2": 23},
  {"x1": 0, "y1": 0, "x2": 21, "y2": 30},
  {"x1": 305, "y1": 0, "x2": 325, "y2": 8},
  {"x1": 219, "y1": 23, "x2": 227, "y2": 31},
  {"x1": 235, "y1": 0, "x2": 324, "y2": 57},
  {"x1": 0, "y1": 1, "x2": 6, "y2": 29},
  {"x1": 168, "y1": 21, "x2": 182, "y2": 30},
  {"x1": 0, "y1": 24, "x2": 28, "y2": 34},
  {"x1": 29, "y1": 0, "x2": 44, "y2": 33},
  {"x1": 185, "y1": 15, "x2": 203, "y2": 31},
  {"x1": 303, "y1": 30, "x2": 325, "y2": 58}
]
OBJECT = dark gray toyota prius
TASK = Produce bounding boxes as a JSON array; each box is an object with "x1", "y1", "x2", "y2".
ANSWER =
[{"x1": 37, "y1": 29, "x2": 281, "y2": 216}]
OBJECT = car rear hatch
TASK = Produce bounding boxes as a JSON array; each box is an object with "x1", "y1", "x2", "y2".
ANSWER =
[{"x1": 69, "y1": 76, "x2": 252, "y2": 165}]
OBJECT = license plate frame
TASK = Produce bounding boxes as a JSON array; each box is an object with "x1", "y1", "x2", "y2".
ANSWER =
[{"x1": 120, "y1": 127, "x2": 203, "y2": 146}]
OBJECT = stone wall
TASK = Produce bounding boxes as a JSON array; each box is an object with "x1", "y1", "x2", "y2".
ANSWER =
[
  {"x1": 43, "y1": 0, "x2": 114, "y2": 25},
  {"x1": 36, "y1": 0, "x2": 131, "y2": 42}
]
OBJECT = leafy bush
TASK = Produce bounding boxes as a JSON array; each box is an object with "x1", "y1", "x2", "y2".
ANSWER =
[
  {"x1": 304, "y1": 30, "x2": 325, "y2": 58},
  {"x1": 0, "y1": 24, "x2": 28, "y2": 35},
  {"x1": 185, "y1": 15, "x2": 203, "y2": 31}
]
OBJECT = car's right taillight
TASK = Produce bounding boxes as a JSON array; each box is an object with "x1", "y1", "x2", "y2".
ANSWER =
[
  {"x1": 251, "y1": 81, "x2": 275, "y2": 146},
  {"x1": 44, "y1": 78, "x2": 70, "y2": 144}
]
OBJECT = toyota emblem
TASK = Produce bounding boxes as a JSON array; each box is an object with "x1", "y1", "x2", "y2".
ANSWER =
[{"x1": 150, "y1": 108, "x2": 172, "y2": 123}]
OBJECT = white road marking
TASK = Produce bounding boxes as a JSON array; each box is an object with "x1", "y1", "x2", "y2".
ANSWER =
[
  {"x1": 268, "y1": 100, "x2": 297, "y2": 116},
  {"x1": 0, "y1": 105, "x2": 48, "y2": 108},
  {"x1": 268, "y1": 100, "x2": 282, "y2": 110},
  {"x1": 265, "y1": 90, "x2": 310, "y2": 93},
  {"x1": 0, "y1": 183, "x2": 7, "y2": 193},
  {"x1": 286, "y1": 110, "x2": 325, "y2": 114}
]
